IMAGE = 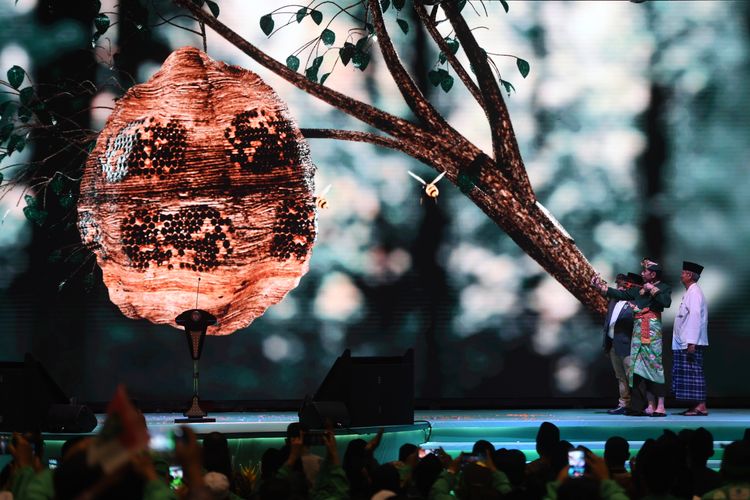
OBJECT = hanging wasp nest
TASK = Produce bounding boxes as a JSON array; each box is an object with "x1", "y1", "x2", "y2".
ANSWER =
[{"x1": 77, "y1": 46, "x2": 317, "y2": 335}]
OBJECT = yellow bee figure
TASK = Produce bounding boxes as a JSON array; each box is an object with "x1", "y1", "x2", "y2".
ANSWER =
[
  {"x1": 315, "y1": 184, "x2": 332, "y2": 210},
  {"x1": 408, "y1": 170, "x2": 447, "y2": 202}
]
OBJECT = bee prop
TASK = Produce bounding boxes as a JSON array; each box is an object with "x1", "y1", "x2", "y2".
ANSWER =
[
  {"x1": 315, "y1": 184, "x2": 332, "y2": 210},
  {"x1": 408, "y1": 170, "x2": 447, "y2": 203}
]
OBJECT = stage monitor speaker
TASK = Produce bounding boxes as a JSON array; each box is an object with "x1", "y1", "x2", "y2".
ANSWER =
[
  {"x1": 46, "y1": 404, "x2": 98, "y2": 433},
  {"x1": 299, "y1": 401, "x2": 350, "y2": 429},
  {"x1": 0, "y1": 353, "x2": 96, "y2": 433},
  {"x1": 311, "y1": 349, "x2": 414, "y2": 427}
]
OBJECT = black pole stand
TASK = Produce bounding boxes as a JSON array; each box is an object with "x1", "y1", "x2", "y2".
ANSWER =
[{"x1": 175, "y1": 309, "x2": 216, "y2": 423}]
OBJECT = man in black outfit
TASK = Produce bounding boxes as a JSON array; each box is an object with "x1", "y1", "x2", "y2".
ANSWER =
[{"x1": 603, "y1": 273, "x2": 636, "y2": 414}]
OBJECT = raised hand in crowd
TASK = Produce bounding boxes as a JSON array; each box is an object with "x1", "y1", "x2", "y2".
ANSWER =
[
  {"x1": 365, "y1": 428, "x2": 384, "y2": 454},
  {"x1": 323, "y1": 431, "x2": 340, "y2": 465},
  {"x1": 174, "y1": 426, "x2": 206, "y2": 495},
  {"x1": 9, "y1": 433, "x2": 39, "y2": 472}
]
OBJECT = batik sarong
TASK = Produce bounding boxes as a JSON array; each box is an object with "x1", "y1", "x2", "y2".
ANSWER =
[{"x1": 628, "y1": 310, "x2": 664, "y2": 386}]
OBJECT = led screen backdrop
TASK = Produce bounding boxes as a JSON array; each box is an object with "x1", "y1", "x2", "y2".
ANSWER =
[{"x1": 0, "y1": 1, "x2": 748, "y2": 403}]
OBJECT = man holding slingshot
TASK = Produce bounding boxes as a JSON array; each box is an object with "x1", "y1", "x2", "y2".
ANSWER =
[{"x1": 592, "y1": 259, "x2": 672, "y2": 416}]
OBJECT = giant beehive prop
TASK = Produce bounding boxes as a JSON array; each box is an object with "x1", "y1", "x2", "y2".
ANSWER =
[{"x1": 77, "y1": 47, "x2": 317, "y2": 335}]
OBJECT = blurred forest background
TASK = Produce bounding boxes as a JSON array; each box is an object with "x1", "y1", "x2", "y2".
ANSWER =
[{"x1": 1, "y1": 0, "x2": 749, "y2": 405}]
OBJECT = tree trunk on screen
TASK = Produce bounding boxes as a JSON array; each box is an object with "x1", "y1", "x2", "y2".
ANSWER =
[{"x1": 637, "y1": 83, "x2": 669, "y2": 268}]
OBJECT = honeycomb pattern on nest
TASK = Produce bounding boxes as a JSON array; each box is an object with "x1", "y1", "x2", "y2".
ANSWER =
[
  {"x1": 270, "y1": 200, "x2": 315, "y2": 261},
  {"x1": 120, "y1": 205, "x2": 235, "y2": 272},
  {"x1": 78, "y1": 210, "x2": 105, "y2": 255},
  {"x1": 100, "y1": 118, "x2": 188, "y2": 182},
  {"x1": 224, "y1": 109, "x2": 300, "y2": 173}
]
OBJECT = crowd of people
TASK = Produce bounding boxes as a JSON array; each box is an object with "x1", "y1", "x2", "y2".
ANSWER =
[{"x1": 2, "y1": 414, "x2": 750, "y2": 500}]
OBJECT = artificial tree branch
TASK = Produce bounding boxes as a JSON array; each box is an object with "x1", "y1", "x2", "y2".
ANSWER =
[
  {"x1": 171, "y1": 0, "x2": 608, "y2": 316},
  {"x1": 173, "y1": 0, "x2": 426, "y2": 144},
  {"x1": 367, "y1": 0, "x2": 447, "y2": 131},
  {"x1": 413, "y1": 0, "x2": 486, "y2": 114},
  {"x1": 301, "y1": 128, "x2": 407, "y2": 151},
  {"x1": 301, "y1": 128, "x2": 478, "y2": 181},
  {"x1": 445, "y1": 153, "x2": 608, "y2": 315},
  {"x1": 441, "y1": 0, "x2": 534, "y2": 203}
]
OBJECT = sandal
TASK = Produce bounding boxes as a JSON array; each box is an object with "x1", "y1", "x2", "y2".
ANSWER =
[
  {"x1": 650, "y1": 412, "x2": 667, "y2": 417},
  {"x1": 683, "y1": 409, "x2": 709, "y2": 416}
]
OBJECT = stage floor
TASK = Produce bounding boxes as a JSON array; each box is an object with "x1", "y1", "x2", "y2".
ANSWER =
[
  {"x1": 416, "y1": 408, "x2": 749, "y2": 468},
  {"x1": 11, "y1": 408, "x2": 748, "y2": 468}
]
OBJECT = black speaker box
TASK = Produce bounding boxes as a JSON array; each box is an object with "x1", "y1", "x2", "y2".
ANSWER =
[
  {"x1": 0, "y1": 353, "x2": 96, "y2": 433},
  {"x1": 311, "y1": 349, "x2": 414, "y2": 427},
  {"x1": 299, "y1": 401, "x2": 350, "y2": 429},
  {"x1": 46, "y1": 404, "x2": 98, "y2": 433}
]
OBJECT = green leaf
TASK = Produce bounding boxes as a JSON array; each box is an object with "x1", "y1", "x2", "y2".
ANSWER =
[
  {"x1": 355, "y1": 37, "x2": 369, "y2": 51},
  {"x1": 94, "y1": 13, "x2": 110, "y2": 34},
  {"x1": 380, "y1": 0, "x2": 390, "y2": 12},
  {"x1": 428, "y1": 69, "x2": 448, "y2": 87},
  {"x1": 321, "y1": 28, "x2": 335, "y2": 46},
  {"x1": 19, "y1": 87, "x2": 34, "y2": 107},
  {"x1": 365, "y1": 22, "x2": 374, "y2": 34},
  {"x1": 397, "y1": 19, "x2": 409, "y2": 34},
  {"x1": 440, "y1": 74, "x2": 454, "y2": 92},
  {"x1": 500, "y1": 0, "x2": 509, "y2": 13},
  {"x1": 7, "y1": 66, "x2": 25, "y2": 89},
  {"x1": 310, "y1": 9, "x2": 323, "y2": 25},
  {"x1": 516, "y1": 58, "x2": 530, "y2": 78},
  {"x1": 0, "y1": 172, "x2": 3, "y2": 184},
  {"x1": 352, "y1": 51, "x2": 370, "y2": 71},
  {"x1": 439, "y1": 37, "x2": 460, "y2": 64},
  {"x1": 17, "y1": 105, "x2": 32, "y2": 123},
  {"x1": 457, "y1": 171, "x2": 476, "y2": 194},
  {"x1": 393, "y1": 0, "x2": 405, "y2": 10},
  {"x1": 458, "y1": 0, "x2": 466, "y2": 12},
  {"x1": 260, "y1": 14, "x2": 274, "y2": 35},
  {"x1": 296, "y1": 7, "x2": 306, "y2": 23},
  {"x1": 7, "y1": 134, "x2": 25, "y2": 155},
  {"x1": 311, "y1": 55, "x2": 324, "y2": 69},
  {"x1": 286, "y1": 55, "x2": 300, "y2": 72},
  {"x1": 23, "y1": 206, "x2": 47, "y2": 226},
  {"x1": 320, "y1": 73, "x2": 331, "y2": 85},
  {"x1": 24, "y1": 194, "x2": 37, "y2": 208},
  {"x1": 0, "y1": 123, "x2": 13, "y2": 142},
  {"x1": 445, "y1": 37, "x2": 460, "y2": 55},
  {"x1": 305, "y1": 65, "x2": 319, "y2": 83},
  {"x1": 500, "y1": 79, "x2": 516, "y2": 96},
  {"x1": 205, "y1": 0, "x2": 219, "y2": 17},
  {"x1": 339, "y1": 43, "x2": 355, "y2": 66},
  {"x1": 0, "y1": 101, "x2": 16, "y2": 123}
]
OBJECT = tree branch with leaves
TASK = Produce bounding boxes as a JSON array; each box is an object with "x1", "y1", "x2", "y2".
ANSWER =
[
  {"x1": 173, "y1": 0, "x2": 609, "y2": 315},
  {"x1": 0, "y1": 0, "x2": 608, "y2": 314}
]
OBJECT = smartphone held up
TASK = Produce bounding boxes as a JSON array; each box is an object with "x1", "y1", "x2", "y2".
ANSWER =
[{"x1": 568, "y1": 449, "x2": 586, "y2": 478}]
